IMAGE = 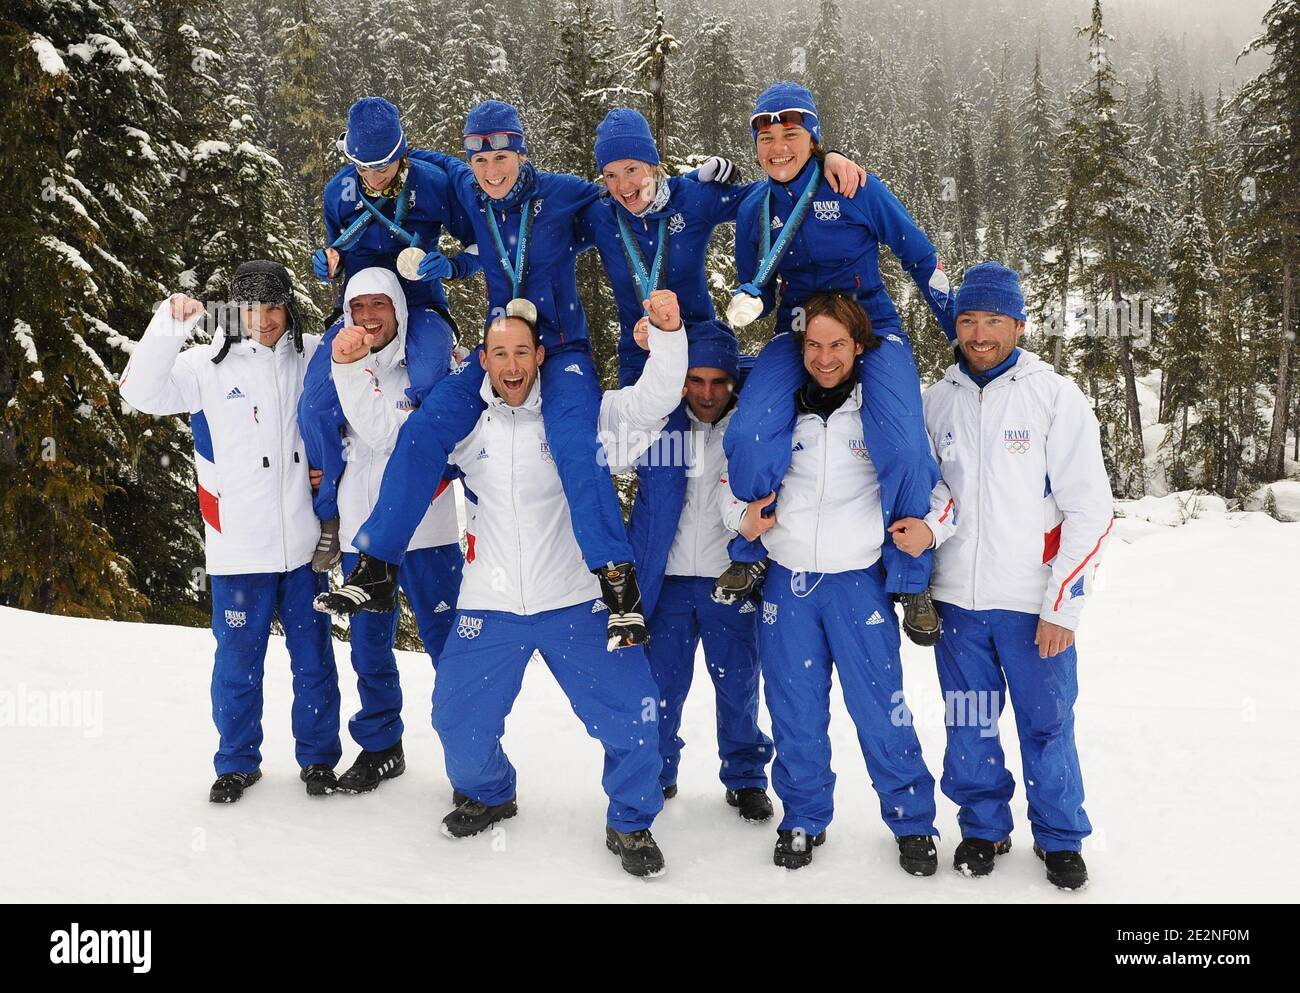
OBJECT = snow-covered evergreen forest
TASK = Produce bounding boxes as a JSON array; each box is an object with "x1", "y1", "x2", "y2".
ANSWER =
[{"x1": 3, "y1": 0, "x2": 1297, "y2": 625}]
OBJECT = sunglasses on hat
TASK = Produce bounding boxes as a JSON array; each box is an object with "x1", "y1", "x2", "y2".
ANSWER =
[
  {"x1": 750, "y1": 109, "x2": 811, "y2": 130},
  {"x1": 463, "y1": 132, "x2": 520, "y2": 152}
]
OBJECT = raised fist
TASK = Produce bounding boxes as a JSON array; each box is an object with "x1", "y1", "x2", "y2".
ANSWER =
[
  {"x1": 332, "y1": 325, "x2": 374, "y2": 364},
  {"x1": 644, "y1": 289, "x2": 682, "y2": 332},
  {"x1": 169, "y1": 295, "x2": 204, "y2": 322}
]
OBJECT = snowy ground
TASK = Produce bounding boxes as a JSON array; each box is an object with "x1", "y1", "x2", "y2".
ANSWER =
[{"x1": 3, "y1": 507, "x2": 1298, "y2": 903}]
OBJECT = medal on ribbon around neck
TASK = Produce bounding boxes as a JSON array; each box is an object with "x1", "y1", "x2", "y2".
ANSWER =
[{"x1": 729, "y1": 159, "x2": 823, "y2": 328}]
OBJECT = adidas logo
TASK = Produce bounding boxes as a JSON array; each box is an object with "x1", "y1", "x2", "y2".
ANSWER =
[
  {"x1": 771, "y1": 216, "x2": 783, "y2": 229},
  {"x1": 592, "y1": 600, "x2": 609, "y2": 613},
  {"x1": 738, "y1": 601, "x2": 756, "y2": 614},
  {"x1": 866, "y1": 610, "x2": 886, "y2": 625},
  {"x1": 225, "y1": 387, "x2": 245, "y2": 400},
  {"x1": 434, "y1": 601, "x2": 450, "y2": 613},
  {"x1": 565, "y1": 363, "x2": 583, "y2": 375},
  {"x1": 476, "y1": 447, "x2": 489, "y2": 460}
]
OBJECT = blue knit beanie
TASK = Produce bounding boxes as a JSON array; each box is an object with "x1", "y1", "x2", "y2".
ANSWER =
[
  {"x1": 686, "y1": 320, "x2": 741, "y2": 381},
  {"x1": 955, "y1": 261, "x2": 1027, "y2": 321},
  {"x1": 464, "y1": 100, "x2": 528, "y2": 155},
  {"x1": 751, "y1": 82, "x2": 821, "y2": 144},
  {"x1": 344, "y1": 97, "x2": 408, "y2": 168},
  {"x1": 594, "y1": 108, "x2": 660, "y2": 172}
]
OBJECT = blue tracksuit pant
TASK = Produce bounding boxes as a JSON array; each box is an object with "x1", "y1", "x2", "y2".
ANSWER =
[
  {"x1": 648, "y1": 576, "x2": 772, "y2": 792},
  {"x1": 934, "y1": 602, "x2": 1091, "y2": 852},
  {"x1": 341, "y1": 544, "x2": 464, "y2": 752},
  {"x1": 758, "y1": 561, "x2": 937, "y2": 837},
  {"x1": 356, "y1": 340, "x2": 634, "y2": 571},
  {"x1": 299, "y1": 308, "x2": 455, "y2": 521},
  {"x1": 431, "y1": 599, "x2": 664, "y2": 833},
  {"x1": 723, "y1": 332, "x2": 938, "y2": 594},
  {"x1": 209, "y1": 564, "x2": 341, "y2": 775}
]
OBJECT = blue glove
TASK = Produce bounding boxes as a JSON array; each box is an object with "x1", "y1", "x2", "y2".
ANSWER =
[
  {"x1": 312, "y1": 249, "x2": 331, "y2": 282},
  {"x1": 417, "y1": 250, "x2": 453, "y2": 282}
]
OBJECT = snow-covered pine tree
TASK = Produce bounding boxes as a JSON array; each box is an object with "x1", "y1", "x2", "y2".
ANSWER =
[
  {"x1": 1070, "y1": 0, "x2": 1152, "y2": 493},
  {"x1": 1158, "y1": 166, "x2": 1218, "y2": 489},
  {"x1": 1018, "y1": 48, "x2": 1058, "y2": 251},
  {"x1": 805, "y1": 0, "x2": 844, "y2": 140},
  {"x1": 541, "y1": 0, "x2": 622, "y2": 383},
  {"x1": 268, "y1": 0, "x2": 335, "y2": 256},
  {"x1": 1, "y1": 0, "x2": 190, "y2": 619},
  {"x1": 1231, "y1": 0, "x2": 1300, "y2": 480},
  {"x1": 945, "y1": 90, "x2": 981, "y2": 269},
  {"x1": 438, "y1": 0, "x2": 500, "y2": 155},
  {"x1": 919, "y1": 52, "x2": 948, "y2": 143},
  {"x1": 983, "y1": 45, "x2": 1021, "y2": 268},
  {"x1": 687, "y1": 16, "x2": 753, "y2": 169},
  {"x1": 1135, "y1": 67, "x2": 1179, "y2": 291}
]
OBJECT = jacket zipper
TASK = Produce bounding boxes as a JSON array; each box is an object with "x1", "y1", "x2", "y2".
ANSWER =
[
  {"x1": 271, "y1": 348, "x2": 289, "y2": 572},
  {"x1": 692, "y1": 421, "x2": 710, "y2": 575},
  {"x1": 969, "y1": 384, "x2": 984, "y2": 609},
  {"x1": 812, "y1": 416, "x2": 829, "y2": 571},
  {"x1": 508, "y1": 410, "x2": 527, "y2": 614}
]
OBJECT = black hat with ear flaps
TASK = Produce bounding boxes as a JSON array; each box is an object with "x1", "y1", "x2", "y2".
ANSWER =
[{"x1": 212, "y1": 260, "x2": 304, "y2": 364}]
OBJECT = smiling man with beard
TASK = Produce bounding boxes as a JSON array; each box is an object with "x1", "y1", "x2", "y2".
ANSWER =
[
  {"x1": 890, "y1": 262, "x2": 1113, "y2": 890},
  {"x1": 724, "y1": 291, "x2": 940, "y2": 876}
]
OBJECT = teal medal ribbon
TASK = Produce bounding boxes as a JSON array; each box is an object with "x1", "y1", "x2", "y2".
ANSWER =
[
  {"x1": 485, "y1": 197, "x2": 533, "y2": 297},
  {"x1": 331, "y1": 171, "x2": 420, "y2": 251},
  {"x1": 616, "y1": 208, "x2": 669, "y2": 306},
  {"x1": 750, "y1": 158, "x2": 822, "y2": 290}
]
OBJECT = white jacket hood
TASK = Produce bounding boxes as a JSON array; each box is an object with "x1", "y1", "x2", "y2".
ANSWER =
[{"x1": 344, "y1": 267, "x2": 408, "y2": 368}]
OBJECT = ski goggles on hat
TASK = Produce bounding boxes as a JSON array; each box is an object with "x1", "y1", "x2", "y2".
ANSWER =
[
  {"x1": 337, "y1": 130, "x2": 408, "y2": 170},
  {"x1": 750, "y1": 109, "x2": 814, "y2": 130},
  {"x1": 463, "y1": 132, "x2": 523, "y2": 153}
]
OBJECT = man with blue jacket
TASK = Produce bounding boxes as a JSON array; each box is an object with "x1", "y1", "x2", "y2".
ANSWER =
[
  {"x1": 119, "y1": 262, "x2": 342, "y2": 803},
  {"x1": 316, "y1": 101, "x2": 651, "y2": 648},
  {"x1": 892, "y1": 262, "x2": 1112, "y2": 890},
  {"x1": 303, "y1": 96, "x2": 481, "y2": 572},
  {"x1": 626, "y1": 320, "x2": 774, "y2": 819},
  {"x1": 719, "y1": 82, "x2": 956, "y2": 649}
]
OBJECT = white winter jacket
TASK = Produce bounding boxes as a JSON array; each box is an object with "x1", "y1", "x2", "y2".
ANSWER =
[
  {"x1": 330, "y1": 268, "x2": 459, "y2": 554},
  {"x1": 119, "y1": 298, "x2": 320, "y2": 576},
  {"x1": 664, "y1": 404, "x2": 736, "y2": 580},
  {"x1": 725, "y1": 383, "x2": 886, "y2": 574},
  {"x1": 450, "y1": 324, "x2": 688, "y2": 615},
  {"x1": 921, "y1": 350, "x2": 1114, "y2": 630}
]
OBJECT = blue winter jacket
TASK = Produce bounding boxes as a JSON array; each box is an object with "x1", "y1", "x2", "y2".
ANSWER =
[
  {"x1": 322, "y1": 155, "x2": 482, "y2": 313},
  {"x1": 578, "y1": 175, "x2": 757, "y2": 385},
  {"x1": 413, "y1": 151, "x2": 602, "y2": 349},
  {"x1": 734, "y1": 160, "x2": 956, "y2": 341}
]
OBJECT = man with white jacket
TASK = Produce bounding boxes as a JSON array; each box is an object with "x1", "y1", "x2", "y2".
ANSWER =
[
  {"x1": 118, "y1": 261, "x2": 342, "y2": 803},
  {"x1": 425, "y1": 290, "x2": 687, "y2": 879},
  {"x1": 725, "y1": 292, "x2": 939, "y2": 875},
  {"x1": 626, "y1": 319, "x2": 774, "y2": 820},
  {"x1": 304, "y1": 267, "x2": 464, "y2": 795},
  {"x1": 891, "y1": 261, "x2": 1112, "y2": 890}
]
